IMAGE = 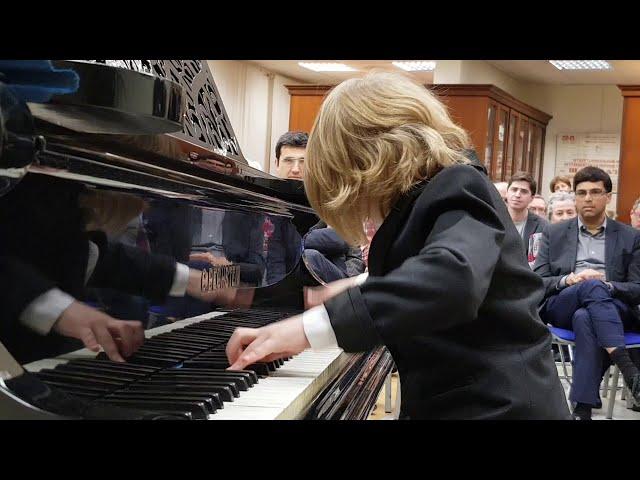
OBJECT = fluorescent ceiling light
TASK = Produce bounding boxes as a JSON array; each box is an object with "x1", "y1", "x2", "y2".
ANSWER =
[
  {"x1": 298, "y1": 62, "x2": 356, "y2": 72},
  {"x1": 549, "y1": 60, "x2": 612, "y2": 70},
  {"x1": 392, "y1": 61, "x2": 436, "y2": 71}
]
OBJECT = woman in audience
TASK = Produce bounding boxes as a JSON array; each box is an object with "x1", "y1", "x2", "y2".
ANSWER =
[{"x1": 550, "y1": 175, "x2": 572, "y2": 194}]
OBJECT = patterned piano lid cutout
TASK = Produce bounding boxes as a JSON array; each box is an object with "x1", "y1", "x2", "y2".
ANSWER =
[{"x1": 89, "y1": 60, "x2": 246, "y2": 164}]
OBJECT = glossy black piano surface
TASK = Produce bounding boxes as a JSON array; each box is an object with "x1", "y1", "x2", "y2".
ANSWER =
[{"x1": 0, "y1": 60, "x2": 393, "y2": 420}]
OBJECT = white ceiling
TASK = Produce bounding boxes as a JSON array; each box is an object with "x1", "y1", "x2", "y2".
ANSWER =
[
  {"x1": 247, "y1": 60, "x2": 435, "y2": 85},
  {"x1": 482, "y1": 60, "x2": 640, "y2": 85},
  {"x1": 248, "y1": 60, "x2": 640, "y2": 86}
]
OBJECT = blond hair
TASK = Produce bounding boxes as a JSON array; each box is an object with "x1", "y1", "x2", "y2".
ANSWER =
[
  {"x1": 305, "y1": 71, "x2": 470, "y2": 245},
  {"x1": 79, "y1": 189, "x2": 147, "y2": 236}
]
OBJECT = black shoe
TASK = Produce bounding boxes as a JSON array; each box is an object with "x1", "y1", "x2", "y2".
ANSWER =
[
  {"x1": 628, "y1": 373, "x2": 640, "y2": 404},
  {"x1": 572, "y1": 402, "x2": 592, "y2": 420},
  {"x1": 571, "y1": 411, "x2": 592, "y2": 420}
]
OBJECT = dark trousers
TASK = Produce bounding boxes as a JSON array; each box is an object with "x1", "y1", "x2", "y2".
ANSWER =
[
  {"x1": 303, "y1": 249, "x2": 348, "y2": 283},
  {"x1": 540, "y1": 279, "x2": 637, "y2": 406}
]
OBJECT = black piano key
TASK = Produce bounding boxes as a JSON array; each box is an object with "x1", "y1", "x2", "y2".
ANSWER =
[
  {"x1": 134, "y1": 346, "x2": 193, "y2": 359},
  {"x1": 183, "y1": 358, "x2": 272, "y2": 377},
  {"x1": 136, "y1": 380, "x2": 239, "y2": 401},
  {"x1": 35, "y1": 370, "x2": 128, "y2": 389},
  {"x1": 126, "y1": 383, "x2": 231, "y2": 404},
  {"x1": 127, "y1": 354, "x2": 184, "y2": 368},
  {"x1": 53, "y1": 363, "x2": 147, "y2": 380},
  {"x1": 93, "y1": 399, "x2": 208, "y2": 420},
  {"x1": 37, "y1": 381, "x2": 110, "y2": 397},
  {"x1": 154, "y1": 332, "x2": 220, "y2": 345},
  {"x1": 70, "y1": 358, "x2": 159, "y2": 373},
  {"x1": 141, "y1": 339, "x2": 206, "y2": 352},
  {"x1": 164, "y1": 368, "x2": 258, "y2": 386},
  {"x1": 105, "y1": 393, "x2": 217, "y2": 415},
  {"x1": 141, "y1": 376, "x2": 242, "y2": 395},
  {"x1": 121, "y1": 386, "x2": 225, "y2": 408}
]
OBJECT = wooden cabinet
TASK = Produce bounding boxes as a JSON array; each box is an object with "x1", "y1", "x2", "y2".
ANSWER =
[
  {"x1": 285, "y1": 83, "x2": 551, "y2": 187},
  {"x1": 427, "y1": 84, "x2": 552, "y2": 186},
  {"x1": 616, "y1": 85, "x2": 640, "y2": 224},
  {"x1": 285, "y1": 85, "x2": 332, "y2": 134}
]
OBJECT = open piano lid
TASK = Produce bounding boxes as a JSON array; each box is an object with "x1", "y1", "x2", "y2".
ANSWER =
[{"x1": 26, "y1": 60, "x2": 312, "y2": 217}]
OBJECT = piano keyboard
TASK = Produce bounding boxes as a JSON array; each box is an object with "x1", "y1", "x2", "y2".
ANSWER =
[{"x1": 24, "y1": 309, "x2": 349, "y2": 420}]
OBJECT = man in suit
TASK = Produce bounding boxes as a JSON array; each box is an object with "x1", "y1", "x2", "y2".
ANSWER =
[
  {"x1": 507, "y1": 171, "x2": 547, "y2": 252},
  {"x1": 534, "y1": 166, "x2": 640, "y2": 419},
  {"x1": 302, "y1": 220, "x2": 365, "y2": 283}
]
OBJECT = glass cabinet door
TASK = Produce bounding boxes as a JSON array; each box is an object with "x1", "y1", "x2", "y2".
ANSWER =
[
  {"x1": 485, "y1": 103, "x2": 496, "y2": 172},
  {"x1": 531, "y1": 123, "x2": 544, "y2": 187},
  {"x1": 516, "y1": 116, "x2": 529, "y2": 173},
  {"x1": 505, "y1": 111, "x2": 517, "y2": 181},
  {"x1": 493, "y1": 105, "x2": 509, "y2": 181}
]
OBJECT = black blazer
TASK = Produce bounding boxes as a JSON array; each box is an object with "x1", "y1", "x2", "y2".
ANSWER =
[
  {"x1": 533, "y1": 217, "x2": 640, "y2": 306},
  {"x1": 0, "y1": 175, "x2": 178, "y2": 363},
  {"x1": 323, "y1": 163, "x2": 569, "y2": 419},
  {"x1": 523, "y1": 211, "x2": 547, "y2": 245}
]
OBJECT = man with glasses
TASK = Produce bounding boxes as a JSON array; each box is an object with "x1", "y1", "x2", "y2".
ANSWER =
[
  {"x1": 534, "y1": 166, "x2": 640, "y2": 419},
  {"x1": 275, "y1": 131, "x2": 307, "y2": 179},
  {"x1": 506, "y1": 172, "x2": 547, "y2": 253}
]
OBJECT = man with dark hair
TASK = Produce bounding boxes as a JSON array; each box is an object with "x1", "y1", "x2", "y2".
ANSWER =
[
  {"x1": 507, "y1": 172, "x2": 547, "y2": 253},
  {"x1": 534, "y1": 166, "x2": 640, "y2": 419},
  {"x1": 274, "y1": 131, "x2": 308, "y2": 180},
  {"x1": 529, "y1": 194, "x2": 547, "y2": 218}
]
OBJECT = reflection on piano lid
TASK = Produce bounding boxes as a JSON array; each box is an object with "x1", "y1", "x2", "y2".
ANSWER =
[{"x1": 0, "y1": 60, "x2": 394, "y2": 419}]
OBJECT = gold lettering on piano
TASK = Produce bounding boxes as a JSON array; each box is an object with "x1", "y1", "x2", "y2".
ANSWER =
[{"x1": 200, "y1": 264, "x2": 241, "y2": 291}]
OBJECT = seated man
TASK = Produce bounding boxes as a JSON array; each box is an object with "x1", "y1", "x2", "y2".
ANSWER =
[
  {"x1": 303, "y1": 221, "x2": 365, "y2": 283},
  {"x1": 548, "y1": 191, "x2": 577, "y2": 224},
  {"x1": 534, "y1": 166, "x2": 640, "y2": 419},
  {"x1": 528, "y1": 194, "x2": 547, "y2": 219},
  {"x1": 507, "y1": 171, "x2": 547, "y2": 252}
]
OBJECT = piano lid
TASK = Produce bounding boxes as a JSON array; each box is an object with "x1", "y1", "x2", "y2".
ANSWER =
[
  {"x1": 18, "y1": 60, "x2": 314, "y2": 216},
  {"x1": 27, "y1": 61, "x2": 185, "y2": 136},
  {"x1": 77, "y1": 60, "x2": 246, "y2": 165}
]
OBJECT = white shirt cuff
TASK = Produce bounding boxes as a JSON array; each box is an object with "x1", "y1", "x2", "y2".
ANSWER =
[
  {"x1": 302, "y1": 304, "x2": 339, "y2": 350},
  {"x1": 354, "y1": 272, "x2": 369, "y2": 286},
  {"x1": 19, "y1": 288, "x2": 76, "y2": 335},
  {"x1": 169, "y1": 262, "x2": 190, "y2": 297}
]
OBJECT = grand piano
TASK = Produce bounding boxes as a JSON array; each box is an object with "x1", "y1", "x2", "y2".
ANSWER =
[{"x1": 0, "y1": 60, "x2": 395, "y2": 420}]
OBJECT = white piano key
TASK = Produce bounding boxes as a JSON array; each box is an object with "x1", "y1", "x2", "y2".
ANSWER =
[{"x1": 22, "y1": 311, "x2": 351, "y2": 420}]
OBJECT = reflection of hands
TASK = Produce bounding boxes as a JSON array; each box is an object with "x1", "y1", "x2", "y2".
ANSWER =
[
  {"x1": 226, "y1": 315, "x2": 309, "y2": 370},
  {"x1": 189, "y1": 252, "x2": 231, "y2": 266},
  {"x1": 304, "y1": 275, "x2": 362, "y2": 309},
  {"x1": 53, "y1": 301, "x2": 144, "y2": 362}
]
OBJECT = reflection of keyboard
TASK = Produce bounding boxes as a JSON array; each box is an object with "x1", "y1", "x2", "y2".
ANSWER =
[{"x1": 24, "y1": 309, "x2": 349, "y2": 420}]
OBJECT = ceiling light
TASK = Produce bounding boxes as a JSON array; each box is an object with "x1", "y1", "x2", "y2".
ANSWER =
[
  {"x1": 298, "y1": 62, "x2": 356, "y2": 72},
  {"x1": 392, "y1": 61, "x2": 437, "y2": 71},
  {"x1": 549, "y1": 60, "x2": 612, "y2": 70}
]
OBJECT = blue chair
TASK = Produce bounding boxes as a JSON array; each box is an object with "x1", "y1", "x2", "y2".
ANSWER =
[{"x1": 548, "y1": 326, "x2": 640, "y2": 419}]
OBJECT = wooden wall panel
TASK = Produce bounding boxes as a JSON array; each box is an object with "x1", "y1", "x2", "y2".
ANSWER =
[
  {"x1": 285, "y1": 85, "x2": 331, "y2": 134},
  {"x1": 617, "y1": 86, "x2": 640, "y2": 224},
  {"x1": 438, "y1": 95, "x2": 489, "y2": 163}
]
